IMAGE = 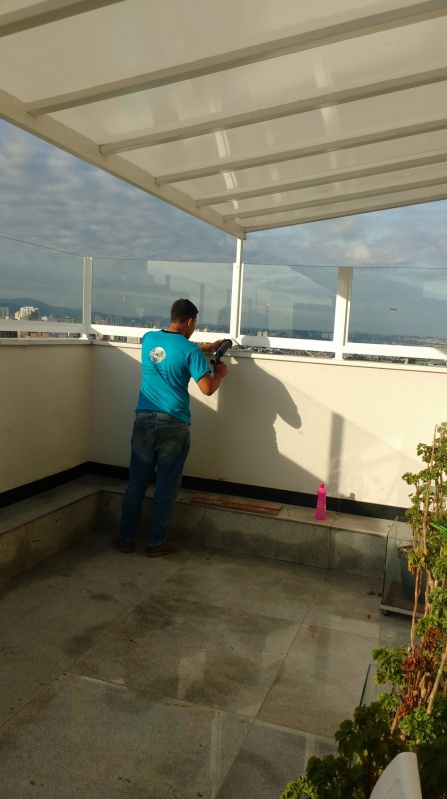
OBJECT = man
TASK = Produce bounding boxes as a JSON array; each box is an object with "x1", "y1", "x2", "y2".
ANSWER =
[{"x1": 114, "y1": 298, "x2": 228, "y2": 557}]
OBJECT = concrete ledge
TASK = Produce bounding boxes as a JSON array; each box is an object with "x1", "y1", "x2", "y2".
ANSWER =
[
  {"x1": 102, "y1": 486, "x2": 391, "y2": 578},
  {"x1": 0, "y1": 480, "x2": 392, "y2": 580},
  {"x1": 0, "y1": 481, "x2": 101, "y2": 579}
]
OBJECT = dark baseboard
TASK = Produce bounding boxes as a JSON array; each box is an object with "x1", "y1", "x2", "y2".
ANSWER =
[
  {"x1": 0, "y1": 461, "x2": 406, "y2": 521},
  {"x1": 88, "y1": 462, "x2": 128, "y2": 481},
  {"x1": 0, "y1": 464, "x2": 89, "y2": 509}
]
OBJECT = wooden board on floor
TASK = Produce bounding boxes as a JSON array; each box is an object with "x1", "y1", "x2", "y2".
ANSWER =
[{"x1": 191, "y1": 494, "x2": 282, "y2": 516}]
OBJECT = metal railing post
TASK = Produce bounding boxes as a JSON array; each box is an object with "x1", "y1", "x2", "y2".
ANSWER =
[
  {"x1": 333, "y1": 266, "x2": 353, "y2": 359},
  {"x1": 229, "y1": 238, "x2": 244, "y2": 341},
  {"x1": 82, "y1": 256, "x2": 93, "y2": 338}
]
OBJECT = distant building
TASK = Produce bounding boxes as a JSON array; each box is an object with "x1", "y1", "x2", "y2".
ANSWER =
[
  {"x1": 16, "y1": 305, "x2": 39, "y2": 320},
  {"x1": 0, "y1": 307, "x2": 9, "y2": 319}
]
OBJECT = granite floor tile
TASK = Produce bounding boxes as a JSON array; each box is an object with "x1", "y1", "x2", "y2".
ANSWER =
[
  {"x1": 0, "y1": 672, "x2": 252, "y2": 799},
  {"x1": 303, "y1": 569, "x2": 412, "y2": 645},
  {"x1": 156, "y1": 549, "x2": 322, "y2": 622},
  {"x1": 0, "y1": 572, "x2": 145, "y2": 670},
  {"x1": 0, "y1": 650, "x2": 61, "y2": 727},
  {"x1": 303, "y1": 603, "x2": 411, "y2": 643},
  {"x1": 71, "y1": 594, "x2": 300, "y2": 717},
  {"x1": 257, "y1": 625, "x2": 379, "y2": 738},
  {"x1": 25, "y1": 527, "x2": 191, "y2": 595},
  {"x1": 215, "y1": 719, "x2": 337, "y2": 799},
  {"x1": 0, "y1": 527, "x2": 400, "y2": 796}
]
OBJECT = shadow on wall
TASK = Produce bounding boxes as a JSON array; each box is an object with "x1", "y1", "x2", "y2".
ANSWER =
[
  {"x1": 92, "y1": 343, "x2": 324, "y2": 496},
  {"x1": 92, "y1": 343, "x2": 424, "y2": 508},
  {"x1": 188, "y1": 356, "x2": 323, "y2": 495}
]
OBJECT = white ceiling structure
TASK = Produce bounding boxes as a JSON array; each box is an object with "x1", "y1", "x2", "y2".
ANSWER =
[{"x1": 0, "y1": 0, "x2": 446, "y2": 239}]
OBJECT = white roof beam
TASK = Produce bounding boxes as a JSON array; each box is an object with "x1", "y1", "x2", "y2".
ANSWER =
[
  {"x1": 156, "y1": 119, "x2": 447, "y2": 184},
  {"x1": 26, "y1": 0, "x2": 447, "y2": 116},
  {"x1": 0, "y1": 86, "x2": 244, "y2": 239},
  {"x1": 99, "y1": 69, "x2": 447, "y2": 154},
  {"x1": 195, "y1": 150, "x2": 447, "y2": 206},
  {"x1": 224, "y1": 174, "x2": 447, "y2": 221},
  {"x1": 0, "y1": 0, "x2": 124, "y2": 38},
  {"x1": 244, "y1": 184, "x2": 447, "y2": 232}
]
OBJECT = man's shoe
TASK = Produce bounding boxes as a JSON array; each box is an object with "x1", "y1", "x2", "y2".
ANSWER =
[
  {"x1": 146, "y1": 540, "x2": 180, "y2": 558},
  {"x1": 113, "y1": 537, "x2": 135, "y2": 553}
]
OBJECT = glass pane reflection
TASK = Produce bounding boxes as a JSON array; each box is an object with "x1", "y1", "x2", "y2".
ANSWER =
[
  {"x1": 92, "y1": 259, "x2": 232, "y2": 332},
  {"x1": 242, "y1": 264, "x2": 337, "y2": 340}
]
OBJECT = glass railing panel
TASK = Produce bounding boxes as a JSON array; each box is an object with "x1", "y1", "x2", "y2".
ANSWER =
[
  {"x1": 91, "y1": 259, "x2": 233, "y2": 333},
  {"x1": 241, "y1": 264, "x2": 337, "y2": 341},
  {"x1": 349, "y1": 268, "x2": 447, "y2": 351},
  {"x1": 0, "y1": 238, "x2": 83, "y2": 335}
]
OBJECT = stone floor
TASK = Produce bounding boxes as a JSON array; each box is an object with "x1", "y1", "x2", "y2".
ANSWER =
[{"x1": 0, "y1": 528, "x2": 411, "y2": 799}]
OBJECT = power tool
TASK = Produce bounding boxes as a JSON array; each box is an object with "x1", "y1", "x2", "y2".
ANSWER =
[{"x1": 211, "y1": 338, "x2": 232, "y2": 365}]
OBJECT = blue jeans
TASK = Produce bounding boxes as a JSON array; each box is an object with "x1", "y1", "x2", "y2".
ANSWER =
[{"x1": 119, "y1": 411, "x2": 190, "y2": 546}]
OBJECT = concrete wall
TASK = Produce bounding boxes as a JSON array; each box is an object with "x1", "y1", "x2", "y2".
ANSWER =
[
  {"x1": 89, "y1": 342, "x2": 447, "y2": 509},
  {"x1": 0, "y1": 341, "x2": 91, "y2": 493}
]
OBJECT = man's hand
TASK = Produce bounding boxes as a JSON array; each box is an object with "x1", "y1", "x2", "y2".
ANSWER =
[
  {"x1": 198, "y1": 340, "x2": 226, "y2": 354},
  {"x1": 197, "y1": 360, "x2": 228, "y2": 395},
  {"x1": 213, "y1": 361, "x2": 228, "y2": 377}
]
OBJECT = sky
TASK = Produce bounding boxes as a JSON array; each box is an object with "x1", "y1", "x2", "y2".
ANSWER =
[{"x1": 0, "y1": 118, "x2": 446, "y2": 337}]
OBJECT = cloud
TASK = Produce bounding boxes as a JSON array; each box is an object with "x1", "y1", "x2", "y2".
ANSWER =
[{"x1": 345, "y1": 244, "x2": 373, "y2": 264}]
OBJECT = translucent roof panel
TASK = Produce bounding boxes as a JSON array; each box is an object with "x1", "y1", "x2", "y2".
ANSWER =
[{"x1": 0, "y1": 0, "x2": 446, "y2": 238}]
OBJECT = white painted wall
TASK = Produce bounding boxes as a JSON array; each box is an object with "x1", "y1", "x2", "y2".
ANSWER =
[
  {"x1": 1, "y1": 339, "x2": 444, "y2": 509},
  {"x1": 89, "y1": 342, "x2": 447, "y2": 509},
  {"x1": 0, "y1": 340, "x2": 91, "y2": 493}
]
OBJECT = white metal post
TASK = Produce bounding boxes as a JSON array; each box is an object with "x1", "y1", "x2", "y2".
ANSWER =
[
  {"x1": 82, "y1": 256, "x2": 93, "y2": 338},
  {"x1": 229, "y1": 238, "x2": 244, "y2": 341},
  {"x1": 333, "y1": 266, "x2": 353, "y2": 359}
]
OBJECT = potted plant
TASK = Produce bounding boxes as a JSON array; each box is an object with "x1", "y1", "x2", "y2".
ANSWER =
[{"x1": 280, "y1": 424, "x2": 447, "y2": 799}]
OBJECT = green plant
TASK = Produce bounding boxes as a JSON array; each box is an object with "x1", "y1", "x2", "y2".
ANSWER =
[
  {"x1": 280, "y1": 703, "x2": 403, "y2": 799},
  {"x1": 375, "y1": 423, "x2": 447, "y2": 748},
  {"x1": 280, "y1": 424, "x2": 447, "y2": 799}
]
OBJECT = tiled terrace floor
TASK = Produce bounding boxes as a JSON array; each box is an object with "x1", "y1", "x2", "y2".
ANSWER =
[{"x1": 0, "y1": 528, "x2": 411, "y2": 799}]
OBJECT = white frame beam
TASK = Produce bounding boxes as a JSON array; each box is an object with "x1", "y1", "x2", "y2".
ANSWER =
[
  {"x1": 0, "y1": 87, "x2": 244, "y2": 239},
  {"x1": 224, "y1": 174, "x2": 447, "y2": 222},
  {"x1": 155, "y1": 119, "x2": 447, "y2": 184},
  {"x1": 195, "y1": 150, "x2": 447, "y2": 206},
  {"x1": 26, "y1": 0, "x2": 447, "y2": 115},
  {"x1": 99, "y1": 68, "x2": 447, "y2": 154},
  {"x1": 244, "y1": 183, "x2": 447, "y2": 231},
  {"x1": 0, "y1": 0, "x2": 124, "y2": 38}
]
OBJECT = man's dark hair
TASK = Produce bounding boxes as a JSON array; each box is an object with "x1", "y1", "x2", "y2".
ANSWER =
[{"x1": 170, "y1": 298, "x2": 198, "y2": 322}]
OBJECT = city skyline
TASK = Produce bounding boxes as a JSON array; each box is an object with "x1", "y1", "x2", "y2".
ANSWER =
[{"x1": 1, "y1": 296, "x2": 446, "y2": 348}]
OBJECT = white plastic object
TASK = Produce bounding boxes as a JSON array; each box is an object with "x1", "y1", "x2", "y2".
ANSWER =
[{"x1": 369, "y1": 752, "x2": 422, "y2": 799}]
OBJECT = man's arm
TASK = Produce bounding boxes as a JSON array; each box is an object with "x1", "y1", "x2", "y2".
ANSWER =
[
  {"x1": 197, "y1": 362, "x2": 228, "y2": 396},
  {"x1": 197, "y1": 340, "x2": 225, "y2": 354}
]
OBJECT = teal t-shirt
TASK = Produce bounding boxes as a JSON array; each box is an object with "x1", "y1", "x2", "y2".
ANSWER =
[{"x1": 136, "y1": 330, "x2": 210, "y2": 423}]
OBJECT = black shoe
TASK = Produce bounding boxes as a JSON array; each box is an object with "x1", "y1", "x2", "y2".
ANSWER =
[
  {"x1": 146, "y1": 540, "x2": 180, "y2": 558},
  {"x1": 113, "y1": 537, "x2": 135, "y2": 553}
]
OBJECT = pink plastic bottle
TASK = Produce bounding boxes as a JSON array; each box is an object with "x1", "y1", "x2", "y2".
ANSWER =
[{"x1": 315, "y1": 483, "x2": 327, "y2": 520}]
